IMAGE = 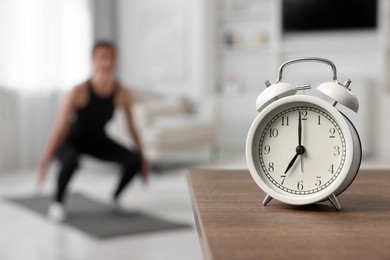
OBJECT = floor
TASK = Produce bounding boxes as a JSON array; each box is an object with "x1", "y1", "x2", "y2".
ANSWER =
[{"x1": 0, "y1": 160, "x2": 219, "y2": 260}]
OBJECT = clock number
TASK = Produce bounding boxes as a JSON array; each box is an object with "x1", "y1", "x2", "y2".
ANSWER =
[
  {"x1": 281, "y1": 116, "x2": 289, "y2": 126},
  {"x1": 328, "y1": 164, "x2": 334, "y2": 174},
  {"x1": 317, "y1": 115, "x2": 321, "y2": 125},
  {"x1": 268, "y1": 162, "x2": 275, "y2": 172},
  {"x1": 334, "y1": 146, "x2": 340, "y2": 156},
  {"x1": 269, "y1": 128, "x2": 279, "y2": 138},
  {"x1": 300, "y1": 111, "x2": 308, "y2": 120},
  {"x1": 280, "y1": 175, "x2": 286, "y2": 185},
  {"x1": 297, "y1": 180, "x2": 304, "y2": 191},
  {"x1": 329, "y1": 128, "x2": 336, "y2": 138},
  {"x1": 315, "y1": 176, "x2": 322, "y2": 186},
  {"x1": 263, "y1": 145, "x2": 271, "y2": 155}
]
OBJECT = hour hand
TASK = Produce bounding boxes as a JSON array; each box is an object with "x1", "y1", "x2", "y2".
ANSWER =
[
  {"x1": 284, "y1": 146, "x2": 305, "y2": 174},
  {"x1": 284, "y1": 153, "x2": 299, "y2": 174}
]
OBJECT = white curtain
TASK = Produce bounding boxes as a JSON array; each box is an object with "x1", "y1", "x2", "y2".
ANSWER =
[{"x1": 0, "y1": 0, "x2": 93, "y2": 171}]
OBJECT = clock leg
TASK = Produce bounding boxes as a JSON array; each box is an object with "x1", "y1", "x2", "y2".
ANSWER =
[
  {"x1": 262, "y1": 195, "x2": 273, "y2": 206},
  {"x1": 328, "y1": 193, "x2": 341, "y2": 211}
]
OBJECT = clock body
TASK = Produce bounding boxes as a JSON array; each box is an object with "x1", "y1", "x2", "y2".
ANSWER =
[{"x1": 246, "y1": 95, "x2": 361, "y2": 206}]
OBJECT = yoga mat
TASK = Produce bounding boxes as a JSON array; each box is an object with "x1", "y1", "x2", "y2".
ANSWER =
[{"x1": 5, "y1": 193, "x2": 191, "y2": 239}]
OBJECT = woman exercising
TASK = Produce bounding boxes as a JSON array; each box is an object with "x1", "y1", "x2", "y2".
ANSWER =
[{"x1": 37, "y1": 41, "x2": 149, "y2": 222}]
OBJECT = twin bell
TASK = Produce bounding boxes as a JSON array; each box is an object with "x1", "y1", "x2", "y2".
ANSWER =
[{"x1": 255, "y1": 57, "x2": 359, "y2": 114}]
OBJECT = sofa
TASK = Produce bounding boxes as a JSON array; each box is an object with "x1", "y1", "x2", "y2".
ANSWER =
[{"x1": 105, "y1": 91, "x2": 218, "y2": 168}]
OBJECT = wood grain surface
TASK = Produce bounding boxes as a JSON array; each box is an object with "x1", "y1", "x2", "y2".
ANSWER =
[{"x1": 188, "y1": 169, "x2": 390, "y2": 260}]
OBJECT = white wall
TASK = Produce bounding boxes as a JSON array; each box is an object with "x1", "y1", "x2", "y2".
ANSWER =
[
  {"x1": 92, "y1": 0, "x2": 117, "y2": 41},
  {"x1": 116, "y1": 0, "x2": 214, "y2": 100}
]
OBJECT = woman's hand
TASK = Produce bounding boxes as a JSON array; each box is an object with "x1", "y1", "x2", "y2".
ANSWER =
[
  {"x1": 141, "y1": 159, "x2": 150, "y2": 185},
  {"x1": 35, "y1": 158, "x2": 49, "y2": 195}
]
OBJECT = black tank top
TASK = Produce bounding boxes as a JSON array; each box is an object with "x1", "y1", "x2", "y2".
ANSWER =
[{"x1": 69, "y1": 80, "x2": 117, "y2": 139}]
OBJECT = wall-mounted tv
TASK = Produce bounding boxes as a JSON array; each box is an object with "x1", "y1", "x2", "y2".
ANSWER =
[{"x1": 282, "y1": 0, "x2": 378, "y2": 33}]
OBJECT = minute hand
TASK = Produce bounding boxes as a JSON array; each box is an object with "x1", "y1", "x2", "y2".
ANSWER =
[{"x1": 298, "y1": 111, "x2": 302, "y2": 146}]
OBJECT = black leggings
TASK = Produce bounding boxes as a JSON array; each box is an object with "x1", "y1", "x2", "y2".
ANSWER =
[{"x1": 55, "y1": 136, "x2": 141, "y2": 203}]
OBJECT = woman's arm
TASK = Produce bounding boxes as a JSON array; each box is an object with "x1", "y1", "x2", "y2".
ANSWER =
[
  {"x1": 121, "y1": 87, "x2": 149, "y2": 183},
  {"x1": 36, "y1": 88, "x2": 78, "y2": 190}
]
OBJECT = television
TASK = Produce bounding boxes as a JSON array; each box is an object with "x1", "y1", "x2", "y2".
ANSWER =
[{"x1": 282, "y1": 0, "x2": 378, "y2": 33}]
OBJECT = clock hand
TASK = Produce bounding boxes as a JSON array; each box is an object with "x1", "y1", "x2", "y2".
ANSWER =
[
  {"x1": 284, "y1": 153, "x2": 299, "y2": 174},
  {"x1": 284, "y1": 146, "x2": 305, "y2": 174},
  {"x1": 298, "y1": 111, "x2": 302, "y2": 146},
  {"x1": 298, "y1": 111, "x2": 304, "y2": 173}
]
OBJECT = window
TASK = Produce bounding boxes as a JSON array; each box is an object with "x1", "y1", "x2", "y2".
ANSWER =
[{"x1": 0, "y1": 0, "x2": 92, "y2": 91}]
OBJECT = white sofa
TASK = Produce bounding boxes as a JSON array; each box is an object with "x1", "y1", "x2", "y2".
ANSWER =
[{"x1": 106, "y1": 91, "x2": 218, "y2": 166}]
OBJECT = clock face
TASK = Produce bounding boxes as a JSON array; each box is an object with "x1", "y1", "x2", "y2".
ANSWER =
[
  {"x1": 249, "y1": 98, "x2": 351, "y2": 200},
  {"x1": 258, "y1": 105, "x2": 345, "y2": 195}
]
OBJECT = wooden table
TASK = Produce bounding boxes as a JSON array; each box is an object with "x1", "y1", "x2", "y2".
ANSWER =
[{"x1": 188, "y1": 169, "x2": 390, "y2": 260}]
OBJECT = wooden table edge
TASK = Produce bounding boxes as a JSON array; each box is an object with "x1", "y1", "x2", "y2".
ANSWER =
[{"x1": 187, "y1": 170, "x2": 214, "y2": 260}]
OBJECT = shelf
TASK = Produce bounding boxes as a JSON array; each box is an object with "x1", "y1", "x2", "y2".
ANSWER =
[
  {"x1": 217, "y1": 12, "x2": 273, "y2": 23},
  {"x1": 216, "y1": 0, "x2": 274, "y2": 17},
  {"x1": 218, "y1": 45, "x2": 275, "y2": 56}
]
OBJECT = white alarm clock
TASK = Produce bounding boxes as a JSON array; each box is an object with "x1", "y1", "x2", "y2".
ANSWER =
[{"x1": 246, "y1": 57, "x2": 362, "y2": 210}]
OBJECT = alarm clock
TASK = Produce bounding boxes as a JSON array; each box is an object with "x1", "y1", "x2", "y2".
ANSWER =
[{"x1": 245, "y1": 57, "x2": 362, "y2": 210}]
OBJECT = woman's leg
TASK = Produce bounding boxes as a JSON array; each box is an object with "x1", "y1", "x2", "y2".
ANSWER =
[
  {"x1": 112, "y1": 149, "x2": 142, "y2": 200},
  {"x1": 85, "y1": 138, "x2": 142, "y2": 201},
  {"x1": 55, "y1": 141, "x2": 80, "y2": 203}
]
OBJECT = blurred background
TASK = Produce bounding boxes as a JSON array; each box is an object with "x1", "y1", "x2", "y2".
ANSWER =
[{"x1": 0, "y1": 0, "x2": 389, "y2": 259}]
